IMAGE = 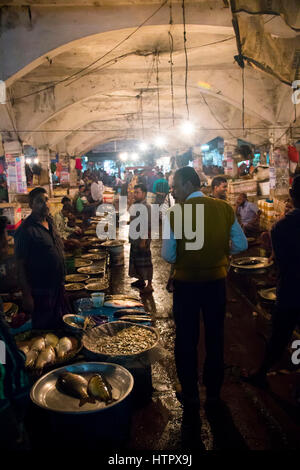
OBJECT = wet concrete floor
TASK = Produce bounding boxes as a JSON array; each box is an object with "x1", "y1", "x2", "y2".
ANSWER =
[{"x1": 109, "y1": 239, "x2": 300, "y2": 451}]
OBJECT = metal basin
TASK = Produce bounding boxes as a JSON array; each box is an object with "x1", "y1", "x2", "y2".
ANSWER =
[{"x1": 30, "y1": 361, "x2": 134, "y2": 414}]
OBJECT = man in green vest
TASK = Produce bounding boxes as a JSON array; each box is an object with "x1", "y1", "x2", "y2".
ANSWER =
[{"x1": 162, "y1": 167, "x2": 247, "y2": 447}]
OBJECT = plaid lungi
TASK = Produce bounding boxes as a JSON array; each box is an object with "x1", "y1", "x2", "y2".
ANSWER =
[{"x1": 129, "y1": 242, "x2": 153, "y2": 281}]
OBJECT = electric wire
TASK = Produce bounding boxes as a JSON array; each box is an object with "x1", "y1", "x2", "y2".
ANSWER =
[
  {"x1": 9, "y1": 0, "x2": 168, "y2": 102},
  {"x1": 182, "y1": 0, "x2": 189, "y2": 120},
  {"x1": 168, "y1": 1, "x2": 175, "y2": 126}
]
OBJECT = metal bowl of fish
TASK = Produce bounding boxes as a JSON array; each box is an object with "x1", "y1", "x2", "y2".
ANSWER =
[
  {"x1": 82, "y1": 321, "x2": 159, "y2": 363},
  {"x1": 62, "y1": 314, "x2": 87, "y2": 333},
  {"x1": 30, "y1": 362, "x2": 134, "y2": 414},
  {"x1": 15, "y1": 330, "x2": 82, "y2": 374},
  {"x1": 231, "y1": 257, "x2": 274, "y2": 270},
  {"x1": 65, "y1": 274, "x2": 90, "y2": 283},
  {"x1": 80, "y1": 253, "x2": 106, "y2": 261},
  {"x1": 74, "y1": 259, "x2": 93, "y2": 268}
]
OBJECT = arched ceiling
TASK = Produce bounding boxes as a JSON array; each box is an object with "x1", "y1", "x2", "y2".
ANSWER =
[{"x1": 1, "y1": 0, "x2": 299, "y2": 155}]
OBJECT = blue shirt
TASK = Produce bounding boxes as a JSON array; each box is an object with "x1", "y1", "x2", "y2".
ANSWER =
[
  {"x1": 237, "y1": 200, "x2": 259, "y2": 226},
  {"x1": 161, "y1": 191, "x2": 248, "y2": 264}
]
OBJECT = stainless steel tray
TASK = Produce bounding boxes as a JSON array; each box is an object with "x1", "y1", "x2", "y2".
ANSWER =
[
  {"x1": 231, "y1": 257, "x2": 273, "y2": 270},
  {"x1": 30, "y1": 362, "x2": 134, "y2": 414}
]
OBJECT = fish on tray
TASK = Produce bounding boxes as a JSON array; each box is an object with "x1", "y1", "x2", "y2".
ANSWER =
[
  {"x1": 31, "y1": 337, "x2": 46, "y2": 352},
  {"x1": 104, "y1": 299, "x2": 144, "y2": 308},
  {"x1": 87, "y1": 374, "x2": 113, "y2": 403},
  {"x1": 56, "y1": 372, "x2": 95, "y2": 407},
  {"x1": 118, "y1": 315, "x2": 151, "y2": 323},
  {"x1": 56, "y1": 337, "x2": 73, "y2": 359},
  {"x1": 236, "y1": 259, "x2": 261, "y2": 266},
  {"x1": 36, "y1": 346, "x2": 56, "y2": 370},
  {"x1": 25, "y1": 349, "x2": 39, "y2": 368},
  {"x1": 114, "y1": 309, "x2": 149, "y2": 318},
  {"x1": 44, "y1": 333, "x2": 59, "y2": 348}
]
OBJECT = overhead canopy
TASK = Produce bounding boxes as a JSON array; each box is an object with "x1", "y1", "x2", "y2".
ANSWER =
[{"x1": 1, "y1": 0, "x2": 300, "y2": 154}]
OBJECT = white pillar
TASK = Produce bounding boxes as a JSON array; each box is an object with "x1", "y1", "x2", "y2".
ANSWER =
[
  {"x1": 37, "y1": 146, "x2": 53, "y2": 196},
  {"x1": 269, "y1": 129, "x2": 289, "y2": 198},
  {"x1": 3, "y1": 140, "x2": 27, "y2": 202}
]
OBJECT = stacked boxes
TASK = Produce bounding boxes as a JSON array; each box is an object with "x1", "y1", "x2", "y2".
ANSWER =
[{"x1": 258, "y1": 199, "x2": 275, "y2": 230}]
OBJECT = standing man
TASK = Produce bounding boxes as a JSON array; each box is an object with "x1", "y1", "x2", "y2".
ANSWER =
[
  {"x1": 153, "y1": 172, "x2": 169, "y2": 205},
  {"x1": 211, "y1": 176, "x2": 228, "y2": 200},
  {"x1": 244, "y1": 176, "x2": 300, "y2": 387},
  {"x1": 162, "y1": 167, "x2": 247, "y2": 445},
  {"x1": 91, "y1": 174, "x2": 104, "y2": 204},
  {"x1": 236, "y1": 192, "x2": 260, "y2": 237},
  {"x1": 14, "y1": 187, "x2": 67, "y2": 329},
  {"x1": 129, "y1": 184, "x2": 153, "y2": 294}
]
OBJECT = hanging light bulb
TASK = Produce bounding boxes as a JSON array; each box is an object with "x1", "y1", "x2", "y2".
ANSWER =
[
  {"x1": 154, "y1": 136, "x2": 166, "y2": 148},
  {"x1": 119, "y1": 152, "x2": 128, "y2": 161},
  {"x1": 26, "y1": 158, "x2": 32, "y2": 164},
  {"x1": 139, "y1": 142, "x2": 149, "y2": 152},
  {"x1": 34, "y1": 158, "x2": 39, "y2": 164},
  {"x1": 131, "y1": 152, "x2": 139, "y2": 161},
  {"x1": 181, "y1": 120, "x2": 195, "y2": 135}
]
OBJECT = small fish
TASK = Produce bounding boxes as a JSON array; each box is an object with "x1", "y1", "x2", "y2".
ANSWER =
[
  {"x1": 44, "y1": 333, "x2": 59, "y2": 347},
  {"x1": 19, "y1": 345, "x2": 30, "y2": 355},
  {"x1": 56, "y1": 372, "x2": 95, "y2": 407},
  {"x1": 36, "y1": 346, "x2": 56, "y2": 369},
  {"x1": 87, "y1": 374, "x2": 113, "y2": 403},
  {"x1": 56, "y1": 337, "x2": 73, "y2": 359},
  {"x1": 25, "y1": 349, "x2": 39, "y2": 368},
  {"x1": 31, "y1": 337, "x2": 45, "y2": 352}
]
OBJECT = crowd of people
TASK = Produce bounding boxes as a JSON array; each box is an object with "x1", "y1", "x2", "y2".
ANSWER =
[{"x1": 0, "y1": 163, "x2": 299, "y2": 451}]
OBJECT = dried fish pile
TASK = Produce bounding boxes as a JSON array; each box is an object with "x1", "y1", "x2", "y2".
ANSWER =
[{"x1": 89, "y1": 326, "x2": 157, "y2": 355}]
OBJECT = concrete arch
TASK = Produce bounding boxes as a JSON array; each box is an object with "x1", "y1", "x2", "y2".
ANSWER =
[
  {"x1": 19, "y1": 65, "x2": 278, "y2": 148},
  {"x1": 2, "y1": 2, "x2": 232, "y2": 84}
]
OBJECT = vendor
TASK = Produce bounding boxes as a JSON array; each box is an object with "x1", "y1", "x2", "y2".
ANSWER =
[
  {"x1": 153, "y1": 172, "x2": 169, "y2": 205},
  {"x1": 210, "y1": 176, "x2": 228, "y2": 200},
  {"x1": 14, "y1": 187, "x2": 67, "y2": 329},
  {"x1": 75, "y1": 185, "x2": 94, "y2": 218},
  {"x1": 236, "y1": 193, "x2": 261, "y2": 237},
  {"x1": 53, "y1": 202, "x2": 82, "y2": 250}
]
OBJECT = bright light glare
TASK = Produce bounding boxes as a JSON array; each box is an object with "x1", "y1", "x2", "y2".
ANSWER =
[
  {"x1": 139, "y1": 142, "x2": 149, "y2": 152},
  {"x1": 131, "y1": 153, "x2": 139, "y2": 160},
  {"x1": 154, "y1": 136, "x2": 166, "y2": 148},
  {"x1": 26, "y1": 158, "x2": 32, "y2": 164},
  {"x1": 34, "y1": 158, "x2": 39, "y2": 164},
  {"x1": 119, "y1": 152, "x2": 128, "y2": 161},
  {"x1": 181, "y1": 120, "x2": 195, "y2": 135},
  {"x1": 201, "y1": 144, "x2": 209, "y2": 151}
]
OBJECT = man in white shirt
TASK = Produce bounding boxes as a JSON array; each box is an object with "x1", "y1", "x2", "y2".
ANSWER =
[{"x1": 91, "y1": 175, "x2": 104, "y2": 203}]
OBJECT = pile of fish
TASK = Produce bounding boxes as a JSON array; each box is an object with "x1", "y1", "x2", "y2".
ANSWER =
[
  {"x1": 18, "y1": 334, "x2": 75, "y2": 370},
  {"x1": 89, "y1": 325, "x2": 157, "y2": 355},
  {"x1": 56, "y1": 371, "x2": 113, "y2": 407}
]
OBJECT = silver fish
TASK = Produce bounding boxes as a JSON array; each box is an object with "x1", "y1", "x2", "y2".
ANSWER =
[
  {"x1": 31, "y1": 337, "x2": 45, "y2": 352},
  {"x1": 56, "y1": 337, "x2": 73, "y2": 359},
  {"x1": 36, "y1": 346, "x2": 56, "y2": 369},
  {"x1": 44, "y1": 333, "x2": 59, "y2": 348},
  {"x1": 25, "y1": 349, "x2": 39, "y2": 368}
]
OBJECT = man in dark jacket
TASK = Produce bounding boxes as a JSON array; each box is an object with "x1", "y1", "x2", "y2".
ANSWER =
[{"x1": 14, "y1": 187, "x2": 67, "y2": 329}]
